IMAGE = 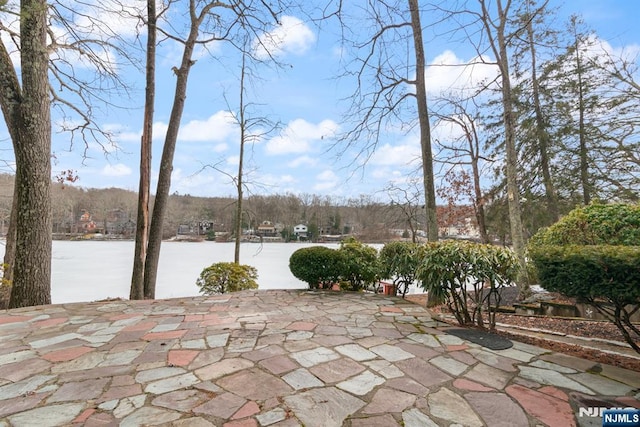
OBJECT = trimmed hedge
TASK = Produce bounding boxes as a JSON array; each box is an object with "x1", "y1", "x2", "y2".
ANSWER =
[
  {"x1": 289, "y1": 246, "x2": 343, "y2": 289},
  {"x1": 528, "y1": 203, "x2": 640, "y2": 247},
  {"x1": 530, "y1": 245, "x2": 640, "y2": 303}
]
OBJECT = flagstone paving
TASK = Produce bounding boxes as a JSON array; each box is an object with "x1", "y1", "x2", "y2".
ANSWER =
[{"x1": 0, "y1": 290, "x2": 638, "y2": 427}]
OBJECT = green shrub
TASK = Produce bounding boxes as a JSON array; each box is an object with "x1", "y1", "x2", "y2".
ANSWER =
[
  {"x1": 528, "y1": 203, "x2": 640, "y2": 247},
  {"x1": 529, "y1": 245, "x2": 640, "y2": 352},
  {"x1": 337, "y1": 237, "x2": 380, "y2": 292},
  {"x1": 527, "y1": 203, "x2": 640, "y2": 353},
  {"x1": 417, "y1": 240, "x2": 519, "y2": 329},
  {"x1": 196, "y1": 262, "x2": 258, "y2": 295},
  {"x1": 379, "y1": 241, "x2": 421, "y2": 297},
  {"x1": 289, "y1": 246, "x2": 343, "y2": 289}
]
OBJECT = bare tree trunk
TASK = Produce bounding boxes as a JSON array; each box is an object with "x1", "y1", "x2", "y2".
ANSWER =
[
  {"x1": 480, "y1": 0, "x2": 529, "y2": 298},
  {"x1": 130, "y1": 0, "x2": 156, "y2": 300},
  {"x1": 234, "y1": 53, "x2": 247, "y2": 264},
  {"x1": 143, "y1": 12, "x2": 201, "y2": 299},
  {"x1": 9, "y1": 0, "x2": 52, "y2": 308},
  {"x1": 574, "y1": 33, "x2": 590, "y2": 205},
  {"x1": 526, "y1": 20, "x2": 559, "y2": 222},
  {"x1": 2, "y1": 183, "x2": 17, "y2": 286},
  {"x1": 0, "y1": 19, "x2": 21, "y2": 294},
  {"x1": 408, "y1": 0, "x2": 438, "y2": 242}
]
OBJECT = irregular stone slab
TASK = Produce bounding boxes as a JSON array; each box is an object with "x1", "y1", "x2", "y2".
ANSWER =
[
  {"x1": 337, "y1": 370, "x2": 385, "y2": 396},
  {"x1": 194, "y1": 357, "x2": 253, "y2": 381},
  {"x1": 488, "y1": 347, "x2": 535, "y2": 362},
  {"x1": 135, "y1": 366, "x2": 187, "y2": 383},
  {"x1": 51, "y1": 351, "x2": 105, "y2": 373},
  {"x1": 428, "y1": 388, "x2": 483, "y2": 427},
  {"x1": 395, "y1": 358, "x2": 452, "y2": 388},
  {"x1": 518, "y1": 366, "x2": 594, "y2": 394},
  {"x1": 283, "y1": 368, "x2": 324, "y2": 390},
  {"x1": 291, "y1": 347, "x2": 340, "y2": 367},
  {"x1": 151, "y1": 389, "x2": 209, "y2": 412},
  {"x1": 464, "y1": 363, "x2": 513, "y2": 390},
  {"x1": 364, "y1": 360, "x2": 404, "y2": 379},
  {"x1": 0, "y1": 392, "x2": 49, "y2": 418},
  {"x1": 172, "y1": 417, "x2": 216, "y2": 427},
  {"x1": 284, "y1": 387, "x2": 365, "y2": 427},
  {"x1": 7, "y1": 403, "x2": 85, "y2": 426},
  {"x1": 351, "y1": 414, "x2": 398, "y2": 426},
  {"x1": 144, "y1": 372, "x2": 200, "y2": 394},
  {"x1": 506, "y1": 384, "x2": 576, "y2": 427},
  {"x1": 256, "y1": 408, "x2": 287, "y2": 426},
  {"x1": 362, "y1": 388, "x2": 416, "y2": 414},
  {"x1": 429, "y1": 355, "x2": 470, "y2": 376},
  {"x1": 0, "y1": 374, "x2": 55, "y2": 400},
  {"x1": 465, "y1": 391, "x2": 529, "y2": 427},
  {"x1": 217, "y1": 368, "x2": 293, "y2": 400},
  {"x1": 407, "y1": 333, "x2": 441, "y2": 348},
  {"x1": 29, "y1": 333, "x2": 83, "y2": 349},
  {"x1": 119, "y1": 406, "x2": 181, "y2": 427},
  {"x1": 113, "y1": 394, "x2": 147, "y2": 418},
  {"x1": 259, "y1": 355, "x2": 299, "y2": 375},
  {"x1": 335, "y1": 344, "x2": 377, "y2": 361},
  {"x1": 402, "y1": 408, "x2": 439, "y2": 427},
  {"x1": 569, "y1": 372, "x2": 634, "y2": 395},
  {"x1": 310, "y1": 357, "x2": 366, "y2": 383},
  {"x1": 193, "y1": 392, "x2": 247, "y2": 419},
  {"x1": 0, "y1": 349, "x2": 36, "y2": 365},
  {"x1": 205, "y1": 332, "x2": 230, "y2": 348},
  {"x1": 47, "y1": 378, "x2": 109, "y2": 403},
  {"x1": 466, "y1": 348, "x2": 518, "y2": 372},
  {"x1": 370, "y1": 344, "x2": 414, "y2": 362}
]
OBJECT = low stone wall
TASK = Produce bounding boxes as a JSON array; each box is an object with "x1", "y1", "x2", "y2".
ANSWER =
[{"x1": 514, "y1": 301, "x2": 640, "y2": 322}]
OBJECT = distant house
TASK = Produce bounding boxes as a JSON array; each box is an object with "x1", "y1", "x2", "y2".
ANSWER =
[
  {"x1": 293, "y1": 224, "x2": 308, "y2": 239},
  {"x1": 77, "y1": 210, "x2": 98, "y2": 233},
  {"x1": 256, "y1": 220, "x2": 278, "y2": 237}
]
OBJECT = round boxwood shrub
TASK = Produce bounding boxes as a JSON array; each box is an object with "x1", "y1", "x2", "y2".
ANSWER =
[
  {"x1": 289, "y1": 246, "x2": 343, "y2": 289},
  {"x1": 196, "y1": 262, "x2": 258, "y2": 295}
]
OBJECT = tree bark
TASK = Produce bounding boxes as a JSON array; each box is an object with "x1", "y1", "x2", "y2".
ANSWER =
[
  {"x1": 9, "y1": 0, "x2": 52, "y2": 308},
  {"x1": 573, "y1": 31, "x2": 590, "y2": 205},
  {"x1": 130, "y1": 0, "x2": 156, "y2": 300},
  {"x1": 526, "y1": 20, "x2": 559, "y2": 222},
  {"x1": 0, "y1": 24, "x2": 21, "y2": 292},
  {"x1": 143, "y1": 10, "x2": 201, "y2": 299},
  {"x1": 479, "y1": 0, "x2": 529, "y2": 297},
  {"x1": 234, "y1": 53, "x2": 247, "y2": 264},
  {"x1": 408, "y1": 0, "x2": 438, "y2": 242}
]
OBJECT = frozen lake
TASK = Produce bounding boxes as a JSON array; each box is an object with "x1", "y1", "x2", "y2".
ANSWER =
[{"x1": 1, "y1": 241, "x2": 343, "y2": 304}]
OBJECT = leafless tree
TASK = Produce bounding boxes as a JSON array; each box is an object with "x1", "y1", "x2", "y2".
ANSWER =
[
  {"x1": 141, "y1": 0, "x2": 299, "y2": 298},
  {"x1": 333, "y1": 0, "x2": 438, "y2": 241},
  {"x1": 432, "y1": 94, "x2": 491, "y2": 243},
  {"x1": 130, "y1": 0, "x2": 160, "y2": 300}
]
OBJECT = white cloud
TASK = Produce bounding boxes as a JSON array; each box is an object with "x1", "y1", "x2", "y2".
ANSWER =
[
  {"x1": 179, "y1": 111, "x2": 238, "y2": 142},
  {"x1": 266, "y1": 119, "x2": 338, "y2": 155},
  {"x1": 101, "y1": 163, "x2": 132, "y2": 177},
  {"x1": 369, "y1": 140, "x2": 421, "y2": 167},
  {"x1": 153, "y1": 122, "x2": 169, "y2": 141},
  {"x1": 313, "y1": 169, "x2": 339, "y2": 191},
  {"x1": 425, "y1": 50, "x2": 499, "y2": 95},
  {"x1": 288, "y1": 155, "x2": 317, "y2": 168},
  {"x1": 253, "y1": 16, "x2": 316, "y2": 59}
]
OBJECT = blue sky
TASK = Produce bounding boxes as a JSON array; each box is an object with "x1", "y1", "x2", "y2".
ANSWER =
[{"x1": 1, "y1": 0, "x2": 639, "y2": 201}]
